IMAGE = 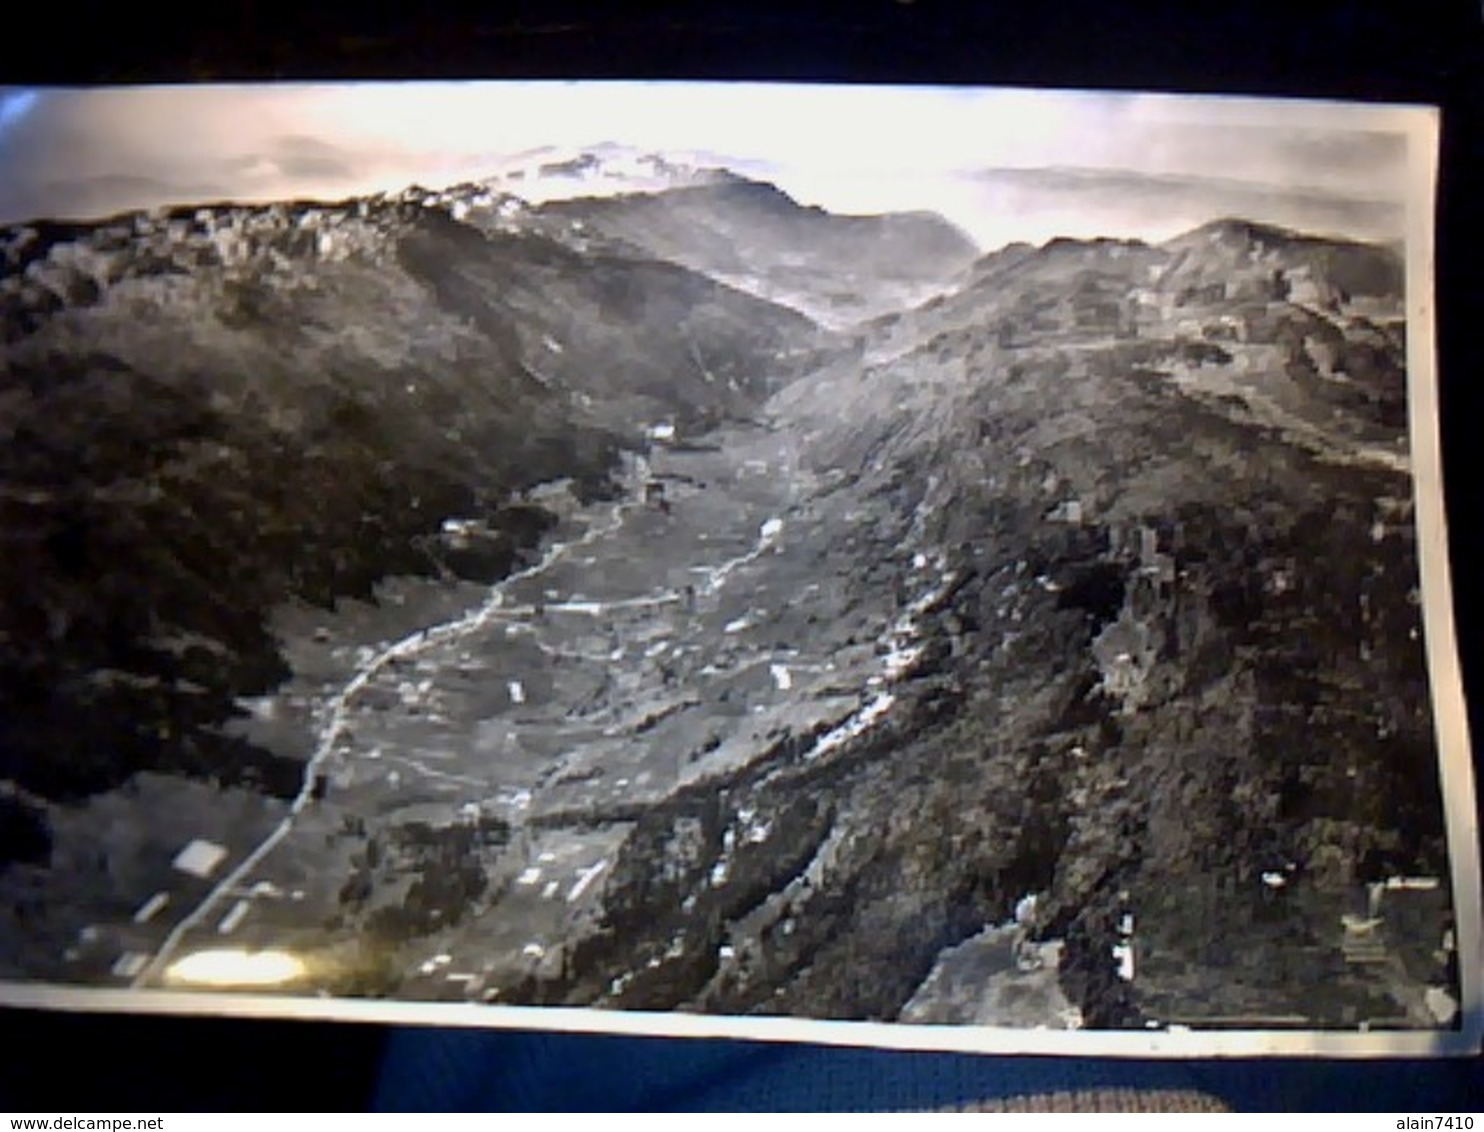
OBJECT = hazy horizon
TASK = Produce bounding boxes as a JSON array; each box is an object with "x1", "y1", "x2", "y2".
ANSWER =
[{"x1": 0, "y1": 82, "x2": 1421, "y2": 249}]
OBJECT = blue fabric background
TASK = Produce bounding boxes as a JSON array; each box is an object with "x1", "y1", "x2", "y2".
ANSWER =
[{"x1": 372, "y1": 1028, "x2": 1484, "y2": 1112}]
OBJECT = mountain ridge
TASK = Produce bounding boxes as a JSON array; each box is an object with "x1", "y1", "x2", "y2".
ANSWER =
[
  {"x1": 0, "y1": 179, "x2": 832, "y2": 809},
  {"x1": 0, "y1": 174, "x2": 1450, "y2": 1036}
]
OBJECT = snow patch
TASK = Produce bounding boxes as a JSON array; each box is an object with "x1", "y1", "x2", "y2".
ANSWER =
[
  {"x1": 804, "y1": 693, "x2": 897, "y2": 762},
  {"x1": 883, "y1": 642, "x2": 924, "y2": 681},
  {"x1": 112, "y1": 953, "x2": 149, "y2": 979},
  {"x1": 1385, "y1": 875, "x2": 1440, "y2": 891},
  {"x1": 568, "y1": 860, "x2": 607, "y2": 903},
  {"x1": 216, "y1": 900, "x2": 250, "y2": 935},
  {"x1": 1014, "y1": 894, "x2": 1039, "y2": 926},
  {"x1": 1112, "y1": 942, "x2": 1135, "y2": 981},
  {"x1": 133, "y1": 892, "x2": 170, "y2": 925}
]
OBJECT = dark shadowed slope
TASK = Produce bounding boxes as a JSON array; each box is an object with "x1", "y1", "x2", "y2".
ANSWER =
[
  {"x1": 0, "y1": 187, "x2": 828, "y2": 814},
  {"x1": 727, "y1": 228, "x2": 1440, "y2": 1028}
]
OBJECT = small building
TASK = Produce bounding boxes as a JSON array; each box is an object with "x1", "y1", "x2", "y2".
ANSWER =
[
  {"x1": 1151, "y1": 554, "x2": 1177, "y2": 596},
  {"x1": 1092, "y1": 615, "x2": 1157, "y2": 708},
  {"x1": 1138, "y1": 526, "x2": 1159, "y2": 566},
  {"x1": 1203, "y1": 315, "x2": 1249, "y2": 343},
  {"x1": 172, "y1": 839, "x2": 228, "y2": 879},
  {"x1": 1111, "y1": 940, "x2": 1136, "y2": 981}
]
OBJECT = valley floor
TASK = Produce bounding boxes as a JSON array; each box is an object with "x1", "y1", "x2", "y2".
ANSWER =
[
  {"x1": 0, "y1": 382, "x2": 1459, "y2": 1034},
  {"x1": 7, "y1": 408, "x2": 1028, "y2": 1012}
]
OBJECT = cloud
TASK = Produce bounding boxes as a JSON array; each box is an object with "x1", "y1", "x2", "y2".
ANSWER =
[
  {"x1": 268, "y1": 135, "x2": 361, "y2": 180},
  {"x1": 216, "y1": 139, "x2": 358, "y2": 185},
  {"x1": 960, "y1": 168, "x2": 1404, "y2": 246},
  {"x1": 0, "y1": 172, "x2": 234, "y2": 225},
  {"x1": 760, "y1": 164, "x2": 1404, "y2": 251}
]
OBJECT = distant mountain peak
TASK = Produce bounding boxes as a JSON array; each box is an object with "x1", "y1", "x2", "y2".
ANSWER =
[
  {"x1": 1182, "y1": 215, "x2": 1298, "y2": 240},
  {"x1": 1154, "y1": 215, "x2": 1403, "y2": 304},
  {"x1": 1163, "y1": 216, "x2": 1352, "y2": 255},
  {"x1": 1041, "y1": 234, "x2": 1152, "y2": 253},
  {"x1": 475, "y1": 143, "x2": 734, "y2": 203}
]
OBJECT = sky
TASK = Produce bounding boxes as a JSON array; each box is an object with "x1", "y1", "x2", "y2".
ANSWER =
[{"x1": 0, "y1": 82, "x2": 1430, "y2": 249}]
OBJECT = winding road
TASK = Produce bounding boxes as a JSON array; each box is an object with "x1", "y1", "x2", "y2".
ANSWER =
[
  {"x1": 126, "y1": 413, "x2": 945, "y2": 996},
  {"x1": 132, "y1": 452, "x2": 659, "y2": 988}
]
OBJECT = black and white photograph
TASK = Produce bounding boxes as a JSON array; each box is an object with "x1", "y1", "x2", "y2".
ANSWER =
[{"x1": 0, "y1": 82, "x2": 1476, "y2": 1055}]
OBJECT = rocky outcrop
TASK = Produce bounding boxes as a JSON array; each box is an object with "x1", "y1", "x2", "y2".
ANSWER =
[{"x1": 732, "y1": 223, "x2": 1443, "y2": 1028}]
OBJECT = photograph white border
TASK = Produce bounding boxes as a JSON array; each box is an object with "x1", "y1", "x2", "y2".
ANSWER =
[{"x1": 0, "y1": 87, "x2": 1476, "y2": 1059}]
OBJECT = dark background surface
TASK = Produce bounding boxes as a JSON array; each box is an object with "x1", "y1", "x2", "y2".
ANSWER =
[{"x1": 1, "y1": 0, "x2": 1481, "y2": 1112}]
